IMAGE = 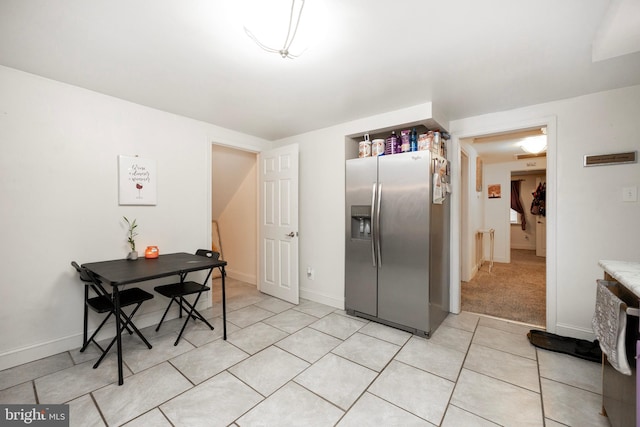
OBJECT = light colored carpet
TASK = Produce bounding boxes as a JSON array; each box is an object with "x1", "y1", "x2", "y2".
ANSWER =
[{"x1": 461, "y1": 249, "x2": 546, "y2": 327}]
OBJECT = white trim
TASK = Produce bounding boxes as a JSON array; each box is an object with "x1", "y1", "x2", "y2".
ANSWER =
[
  {"x1": 511, "y1": 243, "x2": 537, "y2": 251},
  {"x1": 300, "y1": 288, "x2": 343, "y2": 309},
  {"x1": 226, "y1": 269, "x2": 257, "y2": 285},
  {"x1": 0, "y1": 333, "x2": 80, "y2": 372},
  {"x1": 449, "y1": 137, "x2": 461, "y2": 313},
  {"x1": 555, "y1": 323, "x2": 595, "y2": 341}
]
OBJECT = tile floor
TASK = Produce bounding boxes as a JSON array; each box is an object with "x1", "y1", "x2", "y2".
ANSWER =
[{"x1": 0, "y1": 278, "x2": 611, "y2": 426}]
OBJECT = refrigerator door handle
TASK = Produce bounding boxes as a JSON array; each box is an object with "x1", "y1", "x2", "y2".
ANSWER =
[
  {"x1": 371, "y1": 183, "x2": 377, "y2": 267},
  {"x1": 376, "y1": 182, "x2": 382, "y2": 266}
]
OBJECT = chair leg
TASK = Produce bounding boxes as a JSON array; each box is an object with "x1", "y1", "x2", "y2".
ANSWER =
[
  {"x1": 180, "y1": 297, "x2": 199, "y2": 322},
  {"x1": 82, "y1": 306, "x2": 89, "y2": 351},
  {"x1": 174, "y1": 292, "x2": 214, "y2": 346},
  {"x1": 155, "y1": 298, "x2": 176, "y2": 332},
  {"x1": 81, "y1": 311, "x2": 113, "y2": 352},
  {"x1": 82, "y1": 288, "x2": 89, "y2": 351},
  {"x1": 92, "y1": 343, "x2": 111, "y2": 369},
  {"x1": 93, "y1": 307, "x2": 152, "y2": 369},
  {"x1": 92, "y1": 324, "x2": 121, "y2": 368},
  {"x1": 180, "y1": 298, "x2": 213, "y2": 326},
  {"x1": 120, "y1": 305, "x2": 152, "y2": 349}
]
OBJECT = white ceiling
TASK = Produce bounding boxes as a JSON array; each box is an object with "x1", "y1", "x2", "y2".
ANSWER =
[
  {"x1": 1, "y1": 0, "x2": 639, "y2": 141},
  {"x1": 470, "y1": 128, "x2": 547, "y2": 163}
]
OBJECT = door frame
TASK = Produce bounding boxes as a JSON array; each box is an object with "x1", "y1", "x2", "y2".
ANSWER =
[
  {"x1": 459, "y1": 149, "x2": 472, "y2": 282},
  {"x1": 450, "y1": 115, "x2": 557, "y2": 333}
]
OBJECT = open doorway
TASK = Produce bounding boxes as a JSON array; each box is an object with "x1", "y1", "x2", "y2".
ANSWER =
[
  {"x1": 459, "y1": 128, "x2": 548, "y2": 327},
  {"x1": 211, "y1": 144, "x2": 258, "y2": 287}
]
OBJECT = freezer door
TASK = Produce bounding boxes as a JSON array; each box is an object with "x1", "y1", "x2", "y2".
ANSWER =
[
  {"x1": 377, "y1": 152, "x2": 431, "y2": 333},
  {"x1": 345, "y1": 157, "x2": 378, "y2": 316}
]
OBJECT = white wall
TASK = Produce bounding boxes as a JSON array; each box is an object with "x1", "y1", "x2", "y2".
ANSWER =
[
  {"x1": 451, "y1": 84, "x2": 640, "y2": 339},
  {"x1": 0, "y1": 66, "x2": 268, "y2": 370}
]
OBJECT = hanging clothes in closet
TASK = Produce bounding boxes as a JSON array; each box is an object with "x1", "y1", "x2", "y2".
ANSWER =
[{"x1": 531, "y1": 182, "x2": 546, "y2": 217}]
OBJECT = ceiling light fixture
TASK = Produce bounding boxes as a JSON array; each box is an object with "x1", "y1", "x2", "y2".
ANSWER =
[
  {"x1": 244, "y1": 0, "x2": 307, "y2": 59},
  {"x1": 520, "y1": 135, "x2": 547, "y2": 154}
]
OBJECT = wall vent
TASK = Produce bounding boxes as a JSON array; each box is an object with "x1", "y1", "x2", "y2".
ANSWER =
[{"x1": 516, "y1": 152, "x2": 546, "y2": 160}]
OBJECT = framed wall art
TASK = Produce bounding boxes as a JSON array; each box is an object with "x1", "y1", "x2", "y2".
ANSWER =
[
  {"x1": 118, "y1": 155, "x2": 157, "y2": 205},
  {"x1": 488, "y1": 184, "x2": 501, "y2": 199}
]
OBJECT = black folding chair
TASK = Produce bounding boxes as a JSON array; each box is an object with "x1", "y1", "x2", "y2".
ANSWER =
[
  {"x1": 71, "y1": 261, "x2": 154, "y2": 368},
  {"x1": 154, "y1": 249, "x2": 218, "y2": 345}
]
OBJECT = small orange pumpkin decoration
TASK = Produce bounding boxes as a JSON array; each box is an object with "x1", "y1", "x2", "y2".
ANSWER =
[{"x1": 144, "y1": 246, "x2": 159, "y2": 259}]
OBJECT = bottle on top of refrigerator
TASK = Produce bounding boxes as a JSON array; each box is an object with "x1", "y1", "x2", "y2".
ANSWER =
[
  {"x1": 418, "y1": 133, "x2": 429, "y2": 151},
  {"x1": 400, "y1": 130, "x2": 411, "y2": 152},
  {"x1": 432, "y1": 131, "x2": 440, "y2": 154},
  {"x1": 410, "y1": 128, "x2": 418, "y2": 151},
  {"x1": 372, "y1": 139, "x2": 385, "y2": 156},
  {"x1": 359, "y1": 134, "x2": 371, "y2": 158},
  {"x1": 385, "y1": 131, "x2": 400, "y2": 155}
]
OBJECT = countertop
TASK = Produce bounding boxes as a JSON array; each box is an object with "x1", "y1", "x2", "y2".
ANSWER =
[{"x1": 599, "y1": 260, "x2": 640, "y2": 298}]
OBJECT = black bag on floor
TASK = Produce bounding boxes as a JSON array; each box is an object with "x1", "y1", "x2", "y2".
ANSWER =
[{"x1": 527, "y1": 329, "x2": 601, "y2": 363}]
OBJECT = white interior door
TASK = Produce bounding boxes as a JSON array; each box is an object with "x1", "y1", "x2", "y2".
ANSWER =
[{"x1": 258, "y1": 144, "x2": 299, "y2": 304}]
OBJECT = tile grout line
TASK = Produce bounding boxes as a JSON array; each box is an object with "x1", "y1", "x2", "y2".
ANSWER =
[
  {"x1": 88, "y1": 391, "x2": 108, "y2": 427},
  {"x1": 226, "y1": 308, "x2": 351, "y2": 425},
  {"x1": 339, "y1": 330, "x2": 433, "y2": 426},
  {"x1": 534, "y1": 347, "x2": 547, "y2": 425},
  {"x1": 3, "y1": 283, "x2": 601, "y2": 426},
  {"x1": 438, "y1": 315, "x2": 479, "y2": 425}
]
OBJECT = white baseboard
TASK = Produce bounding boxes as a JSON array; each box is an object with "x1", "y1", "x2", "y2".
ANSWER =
[
  {"x1": 225, "y1": 269, "x2": 256, "y2": 285},
  {"x1": 0, "y1": 334, "x2": 81, "y2": 372},
  {"x1": 300, "y1": 287, "x2": 343, "y2": 310},
  {"x1": 0, "y1": 297, "x2": 212, "y2": 372},
  {"x1": 511, "y1": 244, "x2": 536, "y2": 250},
  {"x1": 554, "y1": 322, "x2": 596, "y2": 341},
  {"x1": 468, "y1": 263, "x2": 481, "y2": 280}
]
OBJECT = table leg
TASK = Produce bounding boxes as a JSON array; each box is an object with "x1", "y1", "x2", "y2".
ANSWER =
[
  {"x1": 113, "y1": 286, "x2": 123, "y2": 386},
  {"x1": 477, "y1": 232, "x2": 484, "y2": 269},
  {"x1": 489, "y1": 229, "x2": 495, "y2": 272},
  {"x1": 222, "y1": 266, "x2": 227, "y2": 340}
]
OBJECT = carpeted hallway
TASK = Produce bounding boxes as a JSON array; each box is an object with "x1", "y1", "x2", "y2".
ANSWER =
[{"x1": 461, "y1": 249, "x2": 546, "y2": 327}]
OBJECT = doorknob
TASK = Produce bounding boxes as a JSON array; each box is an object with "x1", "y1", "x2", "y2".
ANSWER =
[{"x1": 286, "y1": 232, "x2": 297, "y2": 237}]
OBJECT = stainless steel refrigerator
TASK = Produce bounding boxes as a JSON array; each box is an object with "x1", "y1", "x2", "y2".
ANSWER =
[{"x1": 345, "y1": 150, "x2": 450, "y2": 337}]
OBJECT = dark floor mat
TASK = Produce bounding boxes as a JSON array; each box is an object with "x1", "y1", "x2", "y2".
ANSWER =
[{"x1": 527, "y1": 330, "x2": 602, "y2": 363}]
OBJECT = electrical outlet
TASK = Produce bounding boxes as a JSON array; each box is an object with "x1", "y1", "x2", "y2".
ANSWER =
[
  {"x1": 307, "y1": 266, "x2": 314, "y2": 280},
  {"x1": 622, "y1": 186, "x2": 638, "y2": 202}
]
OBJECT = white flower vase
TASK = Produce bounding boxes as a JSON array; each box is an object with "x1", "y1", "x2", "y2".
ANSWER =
[{"x1": 127, "y1": 251, "x2": 138, "y2": 261}]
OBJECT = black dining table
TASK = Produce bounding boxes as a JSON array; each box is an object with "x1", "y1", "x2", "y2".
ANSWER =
[{"x1": 82, "y1": 252, "x2": 227, "y2": 385}]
